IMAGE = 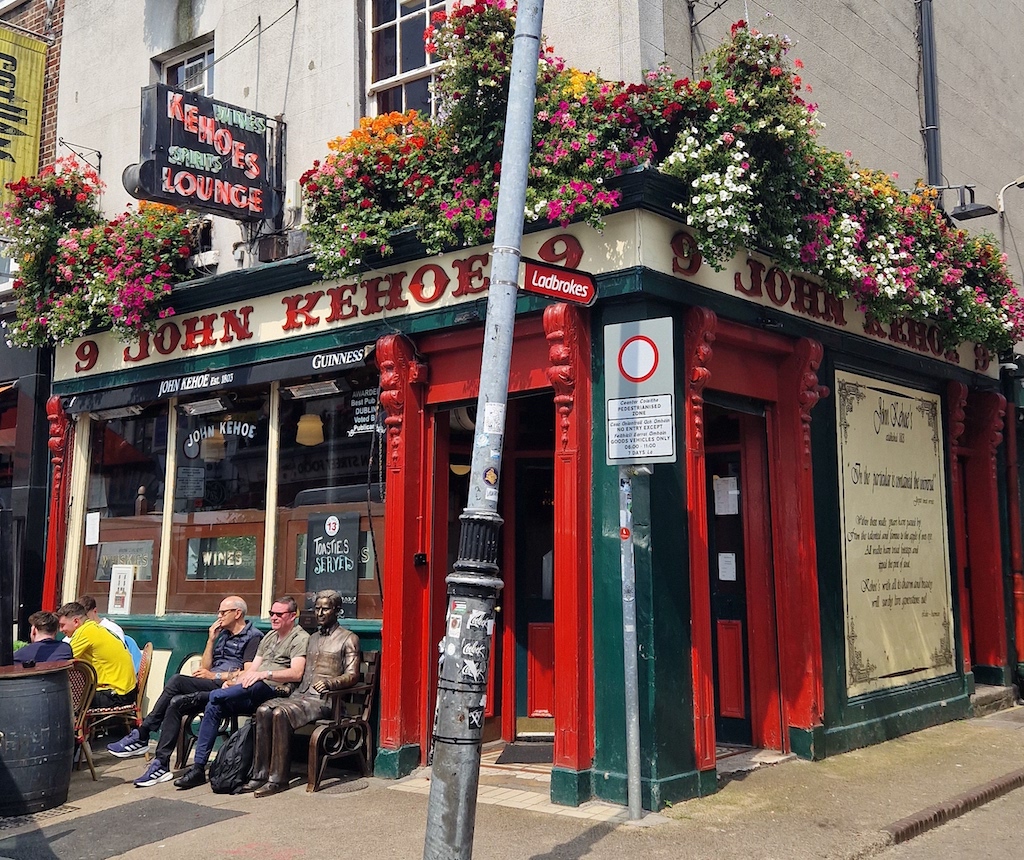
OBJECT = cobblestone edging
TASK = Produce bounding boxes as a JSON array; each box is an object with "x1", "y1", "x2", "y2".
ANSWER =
[{"x1": 883, "y1": 767, "x2": 1024, "y2": 844}]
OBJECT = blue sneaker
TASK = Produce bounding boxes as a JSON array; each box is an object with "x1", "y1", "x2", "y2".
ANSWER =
[
  {"x1": 108, "y1": 729, "x2": 148, "y2": 758},
  {"x1": 134, "y1": 760, "x2": 173, "y2": 787}
]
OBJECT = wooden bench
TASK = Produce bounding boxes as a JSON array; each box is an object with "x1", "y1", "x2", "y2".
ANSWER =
[{"x1": 306, "y1": 650, "x2": 379, "y2": 792}]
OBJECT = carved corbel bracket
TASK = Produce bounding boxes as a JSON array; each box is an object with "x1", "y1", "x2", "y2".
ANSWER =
[
  {"x1": 543, "y1": 303, "x2": 580, "y2": 449},
  {"x1": 376, "y1": 334, "x2": 426, "y2": 466},
  {"x1": 946, "y1": 381, "x2": 968, "y2": 454},
  {"x1": 793, "y1": 338, "x2": 828, "y2": 460},
  {"x1": 684, "y1": 307, "x2": 717, "y2": 453}
]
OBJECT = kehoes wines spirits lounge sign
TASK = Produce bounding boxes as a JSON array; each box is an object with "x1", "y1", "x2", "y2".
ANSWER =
[{"x1": 123, "y1": 84, "x2": 274, "y2": 221}]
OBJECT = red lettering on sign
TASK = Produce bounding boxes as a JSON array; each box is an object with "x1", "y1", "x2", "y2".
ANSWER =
[
  {"x1": 75, "y1": 340, "x2": 99, "y2": 372},
  {"x1": 124, "y1": 333, "x2": 150, "y2": 363},
  {"x1": 735, "y1": 258, "x2": 764, "y2": 297},
  {"x1": 182, "y1": 314, "x2": 219, "y2": 350},
  {"x1": 326, "y1": 283, "x2": 358, "y2": 321},
  {"x1": 409, "y1": 263, "x2": 450, "y2": 304},
  {"x1": 153, "y1": 322, "x2": 180, "y2": 356},
  {"x1": 452, "y1": 253, "x2": 489, "y2": 296},
  {"x1": 764, "y1": 267, "x2": 791, "y2": 306},
  {"x1": 220, "y1": 307, "x2": 254, "y2": 344},
  {"x1": 670, "y1": 231, "x2": 702, "y2": 276},
  {"x1": 282, "y1": 291, "x2": 325, "y2": 330},
  {"x1": 537, "y1": 233, "x2": 583, "y2": 269}
]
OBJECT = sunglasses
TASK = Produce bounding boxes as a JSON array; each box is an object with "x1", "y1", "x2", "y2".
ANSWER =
[{"x1": 269, "y1": 610, "x2": 293, "y2": 617}]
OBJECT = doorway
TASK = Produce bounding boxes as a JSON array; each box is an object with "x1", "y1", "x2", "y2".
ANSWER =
[
  {"x1": 432, "y1": 393, "x2": 556, "y2": 745},
  {"x1": 704, "y1": 399, "x2": 783, "y2": 753}
]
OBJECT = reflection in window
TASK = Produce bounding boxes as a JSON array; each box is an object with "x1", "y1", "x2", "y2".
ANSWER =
[
  {"x1": 175, "y1": 393, "x2": 269, "y2": 512},
  {"x1": 79, "y1": 405, "x2": 168, "y2": 614}
]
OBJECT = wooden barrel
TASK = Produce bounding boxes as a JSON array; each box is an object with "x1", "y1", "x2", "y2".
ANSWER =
[{"x1": 0, "y1": 662, "x2": 74, "y2": 816}]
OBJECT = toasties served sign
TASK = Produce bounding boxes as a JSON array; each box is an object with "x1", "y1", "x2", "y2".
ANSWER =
[{"x1": 123, "y1": 84, "x2": 274, "y2": 221}]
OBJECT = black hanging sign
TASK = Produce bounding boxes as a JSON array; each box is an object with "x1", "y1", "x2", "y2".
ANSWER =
[
  {"x1": 123, "y1": 84, "x2": 276, "y2": 221},
  {"x1": 304, "y1": 512, "x2": 360, "y2": 618}
]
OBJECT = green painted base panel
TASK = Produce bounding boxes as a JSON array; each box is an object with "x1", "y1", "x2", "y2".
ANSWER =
[
  {"x1": 590, "y1": 767, "x2": 713, "y2": 811},
  {"x1": 550, "y1": 767, "x2": 592, "y2": 807},
  {"x1": 973, "y1": 664, "x2": 1013, "y2": 687},
  {"x1": 789, "y1": 724, "x2": 827, "y2": 761},
  {"x1": 823, "y1": 694, "x2": 970, "y2": 757},
  {"x1": 374, "y1": 743, "x2": 421, "y2": 779}
]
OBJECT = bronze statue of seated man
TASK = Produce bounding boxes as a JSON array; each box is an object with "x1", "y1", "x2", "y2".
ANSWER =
[{"x1": 239, "y1": 589, "x2": 359, "y2": 796}]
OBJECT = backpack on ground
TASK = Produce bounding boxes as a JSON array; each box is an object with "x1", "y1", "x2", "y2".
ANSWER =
[{"x1": 208, "y1": 720, "x2": 255, "y2": 794}]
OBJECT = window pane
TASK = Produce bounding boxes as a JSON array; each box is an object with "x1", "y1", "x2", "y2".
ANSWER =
[
  {"x1": 77, "y1": 406, "x2": 168, "y2": 614},
  {"x1": 400, "y1": 15, "x2": 425, "y2": 73},
  {"x1": 405, "y1": 76, "x2": 431, "y2": 116},
  {"x1": 373, "y1": 0, "x2": 396, "y2": 26},
  {"x1": 377, "y1": 85, "x2": 400, "y2": 114},
  {"x1": 167, "y1": 389, "x2": 269, "y2": 613},
  {"x1": 373, "y1": 29, "x2": 397, "y2": 82}
]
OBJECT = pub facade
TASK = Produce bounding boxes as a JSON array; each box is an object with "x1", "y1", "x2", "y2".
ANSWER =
[{"x1": 49, "y1": 173, "x2": 1018, "y2": 809}]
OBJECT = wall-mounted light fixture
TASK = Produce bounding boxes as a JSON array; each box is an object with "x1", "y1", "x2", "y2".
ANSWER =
[
  {"x1": 946, "y1": 185, "x2": 997, "y2": 221},
  {"x1": 285, "y1": 380, "x2": 345, "y2": 399},
  {"x1": 180, "y1": 397, "x2": 230, "y2": 416},
  {"x1": 997, "y1": 174, "x2": 1024, "y2": 219}
]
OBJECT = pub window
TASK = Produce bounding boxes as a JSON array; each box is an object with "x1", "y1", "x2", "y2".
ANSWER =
[
  {"x1": 161, "y1": 42, "x2": 215, "y2": 96},
  {"x1": 167, "y1": 388, "x2": 269, "y2": 613},
  {"x1": 274, "y1": 369, "x2": 385, "y2": 620},
  {"x1": 78, "y1": 404, "x2": 169, "y2": 615},
  {"x1": 0, "y1": 383, "x2": 17, "y2": 511},
  {"x1": 369, "y1": 0, "x2": 444, "y2": 116}
]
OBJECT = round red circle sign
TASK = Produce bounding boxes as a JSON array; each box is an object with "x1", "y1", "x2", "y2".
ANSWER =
[
  {"x1": 617, "y1": 335, "x2": 659, "y2": 383},
  {"x1": 620, "y1": 527, "x2": 631, "y2": 540}
]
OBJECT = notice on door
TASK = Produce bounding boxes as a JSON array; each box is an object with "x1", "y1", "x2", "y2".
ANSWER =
[
  {"x1": 604, "y1": 319, "x2": 676, "y2": 465},
  {"x1": 835, "y1": 371, "x2": 954, "y2": 696}
]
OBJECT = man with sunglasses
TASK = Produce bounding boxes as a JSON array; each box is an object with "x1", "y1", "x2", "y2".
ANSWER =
[
  {"x1": 174, "y1": 596, "x2": 308, "y2": 790},
  {"x1": 112, "y1": 596, "x2": 263, "y2": 787}
]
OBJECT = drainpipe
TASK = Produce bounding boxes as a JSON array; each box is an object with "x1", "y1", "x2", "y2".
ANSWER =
[{"x1": 918, "y1": 0, "x2": 942, "y2": 188}]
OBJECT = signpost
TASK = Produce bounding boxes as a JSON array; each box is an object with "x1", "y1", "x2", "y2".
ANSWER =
[{"x1": 603, "y1": 317, "x2": 676, "y2": 820}]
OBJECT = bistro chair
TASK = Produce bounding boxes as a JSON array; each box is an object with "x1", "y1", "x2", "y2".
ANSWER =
[
  {"x1": 68, "y1": 659, "x2": 98, "y2": 780},
  {"x1": 84, "y1": 641, "x2": 153, "y2": 745}
]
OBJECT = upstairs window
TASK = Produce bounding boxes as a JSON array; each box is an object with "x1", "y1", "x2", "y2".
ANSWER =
[
  {"x1": 370, "y1": 0, "x2": 444, "y2": 116},
  {"x1": 163, "y1": 43, "x2": 215, "y2": 96}
]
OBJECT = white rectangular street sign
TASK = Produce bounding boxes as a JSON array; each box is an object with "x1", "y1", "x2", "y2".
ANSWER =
[{"x1": 604, "y1": 318, "x2": 676, "y2": 465}]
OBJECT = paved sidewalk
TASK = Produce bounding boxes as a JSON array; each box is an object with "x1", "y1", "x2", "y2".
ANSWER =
[{"x1": 1, "y1": 707, "x2": 1024, "y2": 860}]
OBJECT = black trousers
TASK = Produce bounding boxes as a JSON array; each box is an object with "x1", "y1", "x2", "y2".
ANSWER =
[
  {"x1": 138, "y1": 674, "x2": 222, "y2": 764},
  {"x1": 93, "y1": 688, "x2": 137, "y2": 709}
]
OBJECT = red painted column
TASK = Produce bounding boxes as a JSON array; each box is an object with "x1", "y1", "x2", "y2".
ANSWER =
[
  {"x1": 775, "y1": 338, "x2": 827, "y2": 733},
  {"x1": 376, "y1": 334, "x2": 429, "y2": 758},
  {"x1": 946, "y1": 381, "x2": 971, "y2": 673},
  {"x1": 964, "y1": 391, "x2": 1008, "y2": 670},
  {"x1": 543, "y1": 303, "x2": 594, "y2": 773},
  {"x1": 42, "y1": 396, "x2": 73, "y2": 611},
  {"x1": 683, "y1": 306, "x2": 717, "y2": 771}
]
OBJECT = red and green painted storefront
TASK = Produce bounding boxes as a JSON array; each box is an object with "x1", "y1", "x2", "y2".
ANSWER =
[{"x1": 49, "y1": 174, "x2": 1021, "y2": 809}]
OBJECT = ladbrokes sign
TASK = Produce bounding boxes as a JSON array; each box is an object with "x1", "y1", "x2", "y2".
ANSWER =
[{"x1": 122, "y1": 84, "x2": 275, "y2": 220}]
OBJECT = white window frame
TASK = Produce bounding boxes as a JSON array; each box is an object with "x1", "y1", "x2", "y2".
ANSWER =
[
  {"x1": 162, "y1": 43, "x2": 215, "y2": 97},
  {"x1": 368, "y1": 0, "x2": 445, "y2": 116}
]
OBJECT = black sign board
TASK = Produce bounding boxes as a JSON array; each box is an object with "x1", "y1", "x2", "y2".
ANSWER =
[
  {"x1": 123, "y1": 84, "x2": 276, "y2": 221},
  {"x1": 304, "y1": 512, "x2": 360, "y2": 618}
]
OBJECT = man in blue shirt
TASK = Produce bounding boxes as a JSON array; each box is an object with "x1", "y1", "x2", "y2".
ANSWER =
[
  {"x1": 108, "y1": 596, "x2": 263, "y2": 787},
  {"x1": 13, "y1": 611, "x2": 73, "y2": 664}
]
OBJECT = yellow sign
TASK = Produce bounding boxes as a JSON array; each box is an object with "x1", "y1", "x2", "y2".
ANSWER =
[{"x1": 0, "y1": 28, "x2": 46, "y2": 207}]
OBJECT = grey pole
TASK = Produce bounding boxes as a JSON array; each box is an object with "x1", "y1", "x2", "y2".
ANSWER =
[
  {"x1": 618, "y1": 466, "x2": 644, "y2": 820},
  {"x1": 422, "y1": 1, "x2": 544, "y2": 857}
]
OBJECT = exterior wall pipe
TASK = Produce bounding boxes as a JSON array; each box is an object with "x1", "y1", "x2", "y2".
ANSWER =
[
  {"x1": 422, "y1": 0, "x2": 544, "y2": 857},
  {"x1": 918, "y1": 0, "x2": 943, "y2": 188}
]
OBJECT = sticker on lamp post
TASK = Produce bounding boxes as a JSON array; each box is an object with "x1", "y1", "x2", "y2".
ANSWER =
[
  {"x1": 604, "y1": 318, "x2": 676, "y2": 465},
  {"x1": 521, "y1": 258, "x2": 597, "y2": 306}
]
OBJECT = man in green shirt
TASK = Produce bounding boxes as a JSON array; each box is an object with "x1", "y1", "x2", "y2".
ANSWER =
[{"x1": 174, "y1": 595, "x2": 309, "y2": 790}]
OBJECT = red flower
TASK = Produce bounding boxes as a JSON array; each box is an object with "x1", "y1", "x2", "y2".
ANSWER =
[{"x1": 697, "y1": 79, "x2": 712, "y2": 92}]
